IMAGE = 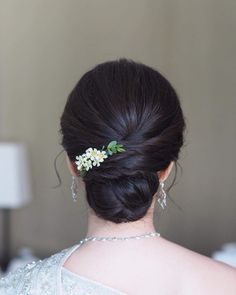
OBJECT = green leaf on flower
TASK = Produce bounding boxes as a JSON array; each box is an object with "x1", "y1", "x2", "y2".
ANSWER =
[
  {"x1": 107, "y1": 140, "x2": 117, "y2": 149},
  {"x1": 106, "y1": 140, "x2": 126, "y2": 155},
  {"x1": 117, "y1": 147, "x2": 125, "y2": 152}
]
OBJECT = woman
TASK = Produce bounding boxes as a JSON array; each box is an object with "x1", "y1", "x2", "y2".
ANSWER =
[{"x1": 1, "y1": 58, "x2": 236, "y2": 294}]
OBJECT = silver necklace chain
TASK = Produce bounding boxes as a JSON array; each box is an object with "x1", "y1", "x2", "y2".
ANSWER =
[{"x1": 79, "y1": 231, "x2": 161, "y2": 245}]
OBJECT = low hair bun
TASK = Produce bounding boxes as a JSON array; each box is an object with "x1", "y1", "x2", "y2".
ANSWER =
[{"x1": 84, "y1": 170, "x2": 159, "y2": 223}]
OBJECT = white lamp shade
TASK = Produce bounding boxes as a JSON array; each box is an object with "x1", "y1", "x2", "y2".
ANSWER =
[{"x1": 0, "y1": 142, "x2": 32, "y2": 208}]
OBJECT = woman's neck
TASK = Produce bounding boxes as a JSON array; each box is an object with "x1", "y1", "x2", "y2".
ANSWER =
[{"x1": 85, "y1": 199, "x2": 157, "y2": 238}]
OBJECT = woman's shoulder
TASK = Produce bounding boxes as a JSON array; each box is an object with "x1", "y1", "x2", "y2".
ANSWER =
[
  {"x1": 0, "y1": 245, "x2": 76, "y2": 294},
  {"x1": 184, "y1": 249, "x2": 236, "y2": 294},
  {"x1": 164, "y1": 239, "x2": 236, "y2": 294}
]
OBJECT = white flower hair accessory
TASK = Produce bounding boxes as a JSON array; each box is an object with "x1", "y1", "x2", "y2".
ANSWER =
[{"x1": 75, "y1": 140, "x2": 126, "y2": 177}]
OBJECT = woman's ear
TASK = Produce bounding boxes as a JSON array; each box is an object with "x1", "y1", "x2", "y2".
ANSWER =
[
  {"x1": 65, "y1": 153, "x2": 78, "y2": 177},
  {"x1": 66, "y1": 153, "x2": 85, "y2": 189},
  {"x1": 157, "y1": 161, "x2": 174, "y2": 183}
]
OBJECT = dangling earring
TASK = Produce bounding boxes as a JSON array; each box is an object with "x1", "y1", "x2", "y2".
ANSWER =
[
  {"x1": 157, "y1": 181, "x2": 167, "y2": 209},
  {"x1": 71, "y1": 175, "x2": 79, "y2": 202}
]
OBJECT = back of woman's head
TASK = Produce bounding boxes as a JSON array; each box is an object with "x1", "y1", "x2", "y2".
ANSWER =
[{"x1": 60, "y1": 58, "x2": 186, "y2": 224}]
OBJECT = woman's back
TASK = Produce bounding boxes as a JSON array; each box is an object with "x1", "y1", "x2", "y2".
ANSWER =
[{"x1": 63, "y1": 236, "x2": 236, "y2": 295}]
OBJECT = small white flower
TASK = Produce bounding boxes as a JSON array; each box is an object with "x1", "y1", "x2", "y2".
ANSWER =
[
  {"x1": 91, "y1": 150, "x2": 108, "y2": 167},
  {"x1": 85, "y1": 147, "x2": 93, "y2": 157},
  {"x1": 89, "y1": 148, "x2": 100, "y2": 161},
  {"x1": 75, "y1": 155, "x2": 84, "y2": 171},
  {"x1": 84, "y1": 159, "x2": 93, "y2": 171}
]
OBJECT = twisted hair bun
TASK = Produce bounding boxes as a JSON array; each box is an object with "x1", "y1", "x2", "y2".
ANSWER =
[{"x1": 60, "y1": 58, "x2": 186, "y2": 223}]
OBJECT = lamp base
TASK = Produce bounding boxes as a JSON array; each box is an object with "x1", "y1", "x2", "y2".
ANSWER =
[{"x1": 1, "y1": 209, "x2": 11, "y2": 272}]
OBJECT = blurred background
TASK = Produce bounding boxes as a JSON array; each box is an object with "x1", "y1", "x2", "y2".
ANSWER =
[{"x1": 0, "y1": 0, "x2": 235, "y2": 270}]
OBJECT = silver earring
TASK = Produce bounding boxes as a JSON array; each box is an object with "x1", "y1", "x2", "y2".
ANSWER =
[
  {"x1": 71, "y1": 175, "x2": 79, "y2": 202},
  {"x1": 157, "y1": 181, "x2": 167, "y2": 209}
]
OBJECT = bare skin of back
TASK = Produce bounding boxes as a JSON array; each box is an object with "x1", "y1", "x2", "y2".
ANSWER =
[{"x1": 63, "y1": 236, "x2": 236, "y2": 295}]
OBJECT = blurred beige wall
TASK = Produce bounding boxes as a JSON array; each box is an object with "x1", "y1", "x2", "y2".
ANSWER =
[{"x1": 0, "y1": 0, "x2": 235, "y2": 258}]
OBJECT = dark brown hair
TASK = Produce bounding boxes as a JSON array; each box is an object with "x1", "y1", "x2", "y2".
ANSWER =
[{"x1": 60, "y1": 58, "x2": 186, "y2": 223}]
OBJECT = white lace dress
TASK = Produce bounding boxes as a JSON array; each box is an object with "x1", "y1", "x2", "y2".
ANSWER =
[{"x1": 0, "y1": 243, "x2": 127, "y2": 295}]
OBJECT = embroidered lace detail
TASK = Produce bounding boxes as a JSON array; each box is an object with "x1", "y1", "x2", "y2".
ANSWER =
[
  {"x1": 35, "y1": 247, "x2": 69, "y2": 294},
  {"x1": 0, "y1": 259, "x2": 42, "y2": 294},
  {"x1": 0, "y1": 246, "x2": 71, "y2": 294}
]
